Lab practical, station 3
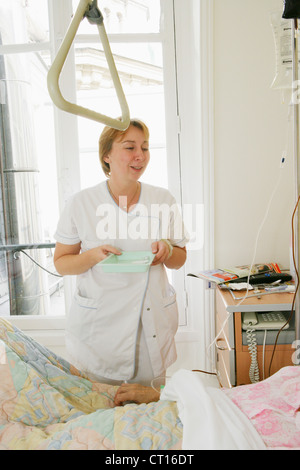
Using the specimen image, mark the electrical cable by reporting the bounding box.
[262,329,267,380]
[192,369,218,376]
[13,249,62,278]
[268,194,300,377]
[192,369,221,388]
[235,154,286,309]
[207,155,286,378]
[150,369,219,394]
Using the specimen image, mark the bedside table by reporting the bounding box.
[215,287,295,387]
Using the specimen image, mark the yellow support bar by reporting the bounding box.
[47,0,130,131]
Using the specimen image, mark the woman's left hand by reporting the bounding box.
[151,240,171,266]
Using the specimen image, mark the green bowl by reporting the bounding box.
[99,251,155,273]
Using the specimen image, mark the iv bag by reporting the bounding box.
[270,11,298,89]
[282,0,300,19]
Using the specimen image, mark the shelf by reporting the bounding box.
[215,287,295,387]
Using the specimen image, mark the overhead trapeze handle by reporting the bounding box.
[47,0,130,131]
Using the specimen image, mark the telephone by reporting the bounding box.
[242,311,289,384]
[242,311,289,330]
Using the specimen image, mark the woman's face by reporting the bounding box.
[105,126,150,182]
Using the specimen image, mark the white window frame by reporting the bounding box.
[0,0,81,340]
[163,0,215,355]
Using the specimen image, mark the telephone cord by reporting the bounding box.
[246,327,260,383]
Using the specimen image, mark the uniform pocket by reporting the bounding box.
[67,291,100,343]
[162,286,178,335]
[163,292,176,309]
[163,284,177,307]
[74,290,99,309]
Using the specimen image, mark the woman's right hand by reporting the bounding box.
[89,244,122,264]
[54,242,122,275]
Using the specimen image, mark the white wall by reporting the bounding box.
[214,0,295,270]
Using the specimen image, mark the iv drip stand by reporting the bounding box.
[292,19,300,343]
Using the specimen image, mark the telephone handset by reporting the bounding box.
[242,311,289,331]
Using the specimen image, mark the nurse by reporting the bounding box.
[54,118,189,395]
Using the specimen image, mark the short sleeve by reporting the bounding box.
[54,197,81,245]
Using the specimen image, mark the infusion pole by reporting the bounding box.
[292,19,300,343]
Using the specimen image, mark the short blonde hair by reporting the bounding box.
[99,118,150,177]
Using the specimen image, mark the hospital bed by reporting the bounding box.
[0,317,299,450]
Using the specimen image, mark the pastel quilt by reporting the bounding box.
[0,318,182,450]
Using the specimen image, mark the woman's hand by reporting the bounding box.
[114,383,160,406]
[89,244,122,264]
[151,240,171,266]
[54,242,121,275]
[151,241,187,270]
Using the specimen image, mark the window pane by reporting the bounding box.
[0,0,49,45]
[72,0,161,34]
[74,42,167,190]
[0,51,61,316]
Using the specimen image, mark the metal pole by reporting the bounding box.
[292,19,300,342]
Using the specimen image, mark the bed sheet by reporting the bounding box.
[161,366,300,450]
[161,370,266,450]
[223,366,300,449]
[0,318,182,450]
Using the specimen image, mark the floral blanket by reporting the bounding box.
[1,317,299,450]
[0,318,182,450]
[224,366,300,449]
